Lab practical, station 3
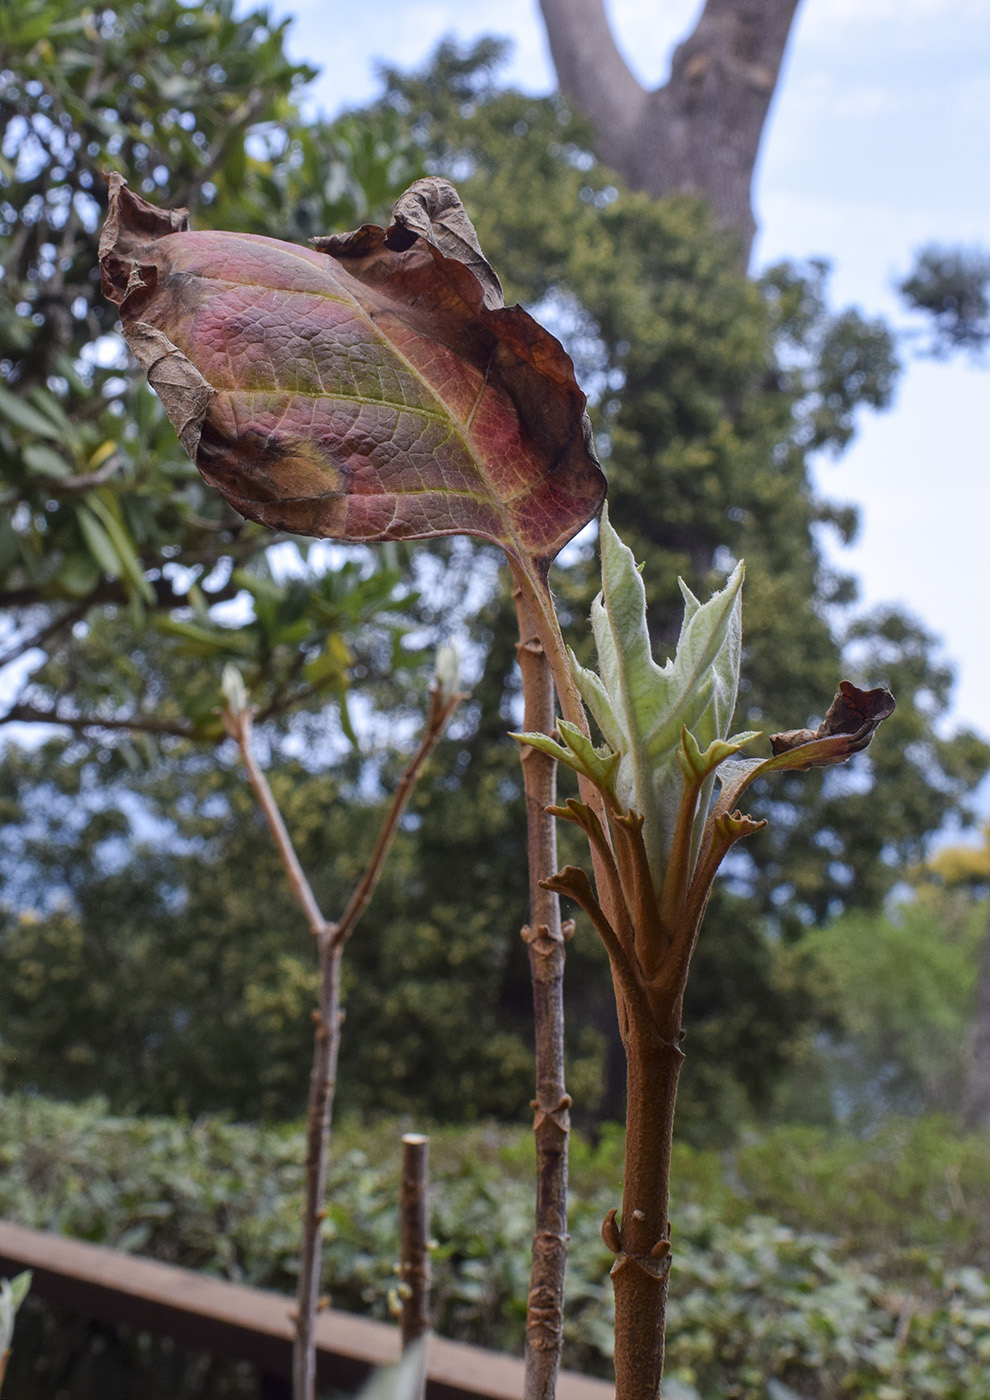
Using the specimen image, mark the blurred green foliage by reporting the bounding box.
[899,245,990,359]
[1,5,988,1137]
[2,1096,990,1399]
[0,0,428,736]
[779,893,989,1126]
[0,734,537,1122]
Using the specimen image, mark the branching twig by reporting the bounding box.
[222,705,329,939]
[334,684,460,942]
[222,680,462,1400]
[46,456,123,492]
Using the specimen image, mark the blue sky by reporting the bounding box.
[273,0,990,751]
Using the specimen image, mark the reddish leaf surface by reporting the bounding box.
[99,174,605,571]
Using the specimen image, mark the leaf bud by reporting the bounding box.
[220,663,248,716]
[434,641,462,704]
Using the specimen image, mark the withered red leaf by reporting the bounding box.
[99,174,605,572]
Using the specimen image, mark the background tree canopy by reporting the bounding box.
[0,0,987,1136]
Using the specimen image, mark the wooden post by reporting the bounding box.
[399,1134,431,1352]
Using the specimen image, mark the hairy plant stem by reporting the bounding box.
[509,559,588,741]
[223,688,461,1400]
[610,1007,683,1400]
[513,582,571,1400]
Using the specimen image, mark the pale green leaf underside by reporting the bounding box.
[571,504,746,879]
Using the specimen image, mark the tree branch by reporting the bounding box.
[537,0,802,260]
[537,0,648,155]
[0,703,197,739]
[222,705,330,939]
[333,683,462,946]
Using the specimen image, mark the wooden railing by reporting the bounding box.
[0,1220,613,1400]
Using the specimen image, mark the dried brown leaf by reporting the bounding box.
[99,174,605,572]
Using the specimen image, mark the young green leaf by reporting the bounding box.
[678,727,762,783]
[0,1269,31,1361]
[511,718,621,798]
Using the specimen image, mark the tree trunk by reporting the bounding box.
[536,0,802,262]
[963,903,990,1129]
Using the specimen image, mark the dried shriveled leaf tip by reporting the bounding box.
[770,681,895,767]
[710,680,896,847]
[99,173,605,572]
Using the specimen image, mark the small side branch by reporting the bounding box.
[223,681,461,1400]
[1,703,198,739]
[335,684,462,945]
[224,705,329,940]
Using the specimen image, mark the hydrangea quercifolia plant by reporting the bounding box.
[100,175,893,1400]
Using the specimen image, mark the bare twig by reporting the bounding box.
[222,704,329,939]
[335,684,461,943]
[294,929,342,1400]
[46,456,123,492]
[222,680,461,1400]
[513,583,570,1400]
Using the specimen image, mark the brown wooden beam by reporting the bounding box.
[0,1221,612,1400]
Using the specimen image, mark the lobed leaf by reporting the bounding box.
[678,728,762,783]
[99,174,605,572]
[571,505,745,879]
[512,719,621,796]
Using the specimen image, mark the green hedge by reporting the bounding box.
[2,1097,990,1398]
